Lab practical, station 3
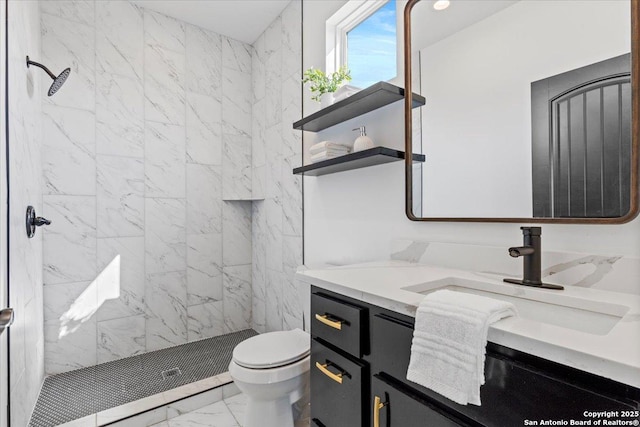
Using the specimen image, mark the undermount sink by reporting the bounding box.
[402,277,630,336]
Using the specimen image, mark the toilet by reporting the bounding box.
[228,329,310,427]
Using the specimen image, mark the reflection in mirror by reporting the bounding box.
[408,0,636,220]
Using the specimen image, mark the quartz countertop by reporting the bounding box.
[295,261,640,388]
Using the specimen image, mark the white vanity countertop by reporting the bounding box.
[295,261,640,388]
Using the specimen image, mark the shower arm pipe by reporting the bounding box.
[26,56,57,80]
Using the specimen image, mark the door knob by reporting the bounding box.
[26,205,51,238]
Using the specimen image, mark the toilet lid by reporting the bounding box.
[232,329,310,369]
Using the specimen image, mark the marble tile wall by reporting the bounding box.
[251,1,304,333]
[40,0,253,374]
[7,0,45,424]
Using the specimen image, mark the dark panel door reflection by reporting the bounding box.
[532,54,631,218]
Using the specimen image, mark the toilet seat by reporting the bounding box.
[232,329,310,369]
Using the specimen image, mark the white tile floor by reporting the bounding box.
[150,393,309,427]
[150,393,247,427]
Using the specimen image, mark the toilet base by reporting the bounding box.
[244,396,294,427]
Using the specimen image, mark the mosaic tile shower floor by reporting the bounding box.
[29,330,258,427]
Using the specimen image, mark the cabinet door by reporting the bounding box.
[372,375,468,427]
[311,338,368,427]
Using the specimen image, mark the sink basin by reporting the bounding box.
[402,277,630,335]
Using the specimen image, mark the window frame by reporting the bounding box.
[325,0,399,84]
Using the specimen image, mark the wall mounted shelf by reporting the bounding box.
[292,147,425,177]
[293,82,426,132]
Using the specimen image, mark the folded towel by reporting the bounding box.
[309,141,352,155]
[406,289,517,406]
[310,150,348,163]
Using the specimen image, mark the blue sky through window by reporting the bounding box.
[346,1,397,89]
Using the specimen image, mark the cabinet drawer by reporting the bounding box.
[371,311,640,426]
[311,292,367,357]
[311,338,367,427]
[372,374,467,427]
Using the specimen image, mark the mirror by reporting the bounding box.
[404,0,639,223]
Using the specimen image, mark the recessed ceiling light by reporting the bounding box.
[433,0,450,11]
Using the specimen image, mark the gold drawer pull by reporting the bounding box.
[373,395,388,427]
[315,314,343,330]
[315,362,343,384]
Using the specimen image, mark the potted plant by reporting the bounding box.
[302,66,352,107]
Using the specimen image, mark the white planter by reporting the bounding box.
[320,92,334,109]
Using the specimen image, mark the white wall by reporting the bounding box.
[419,1,630,217]
[7,0,45,424]
[302,0,640,268]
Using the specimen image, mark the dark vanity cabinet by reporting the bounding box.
[310,292,369,427]
[309,286,640,427]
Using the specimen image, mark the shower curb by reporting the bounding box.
[58,374,239,427]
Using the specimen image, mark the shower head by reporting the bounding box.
[26,56,71,96]
[48,67,71,96]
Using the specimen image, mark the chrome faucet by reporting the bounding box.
[504,227,564,290]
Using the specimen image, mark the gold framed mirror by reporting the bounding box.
[404,0,639,223]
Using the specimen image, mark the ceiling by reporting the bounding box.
[412,0,519,50]
[132,0,292,44]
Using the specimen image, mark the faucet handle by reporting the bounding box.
[520,226,541,236]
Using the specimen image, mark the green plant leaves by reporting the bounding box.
[302,66,352,101]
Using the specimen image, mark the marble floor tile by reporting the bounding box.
[223,393,247,425]
[168,400,239,427]
[160,392,308,427]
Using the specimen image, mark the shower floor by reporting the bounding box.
[28,329,258,427]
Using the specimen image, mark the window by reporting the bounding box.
[326,0,398,89]
[346,1,397,88]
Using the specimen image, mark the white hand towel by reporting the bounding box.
[310,150,348,163]
[309,141,352,155]
[406,289,517,406]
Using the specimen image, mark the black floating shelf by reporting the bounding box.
[292,147,425,177]
[293,81,426,132]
